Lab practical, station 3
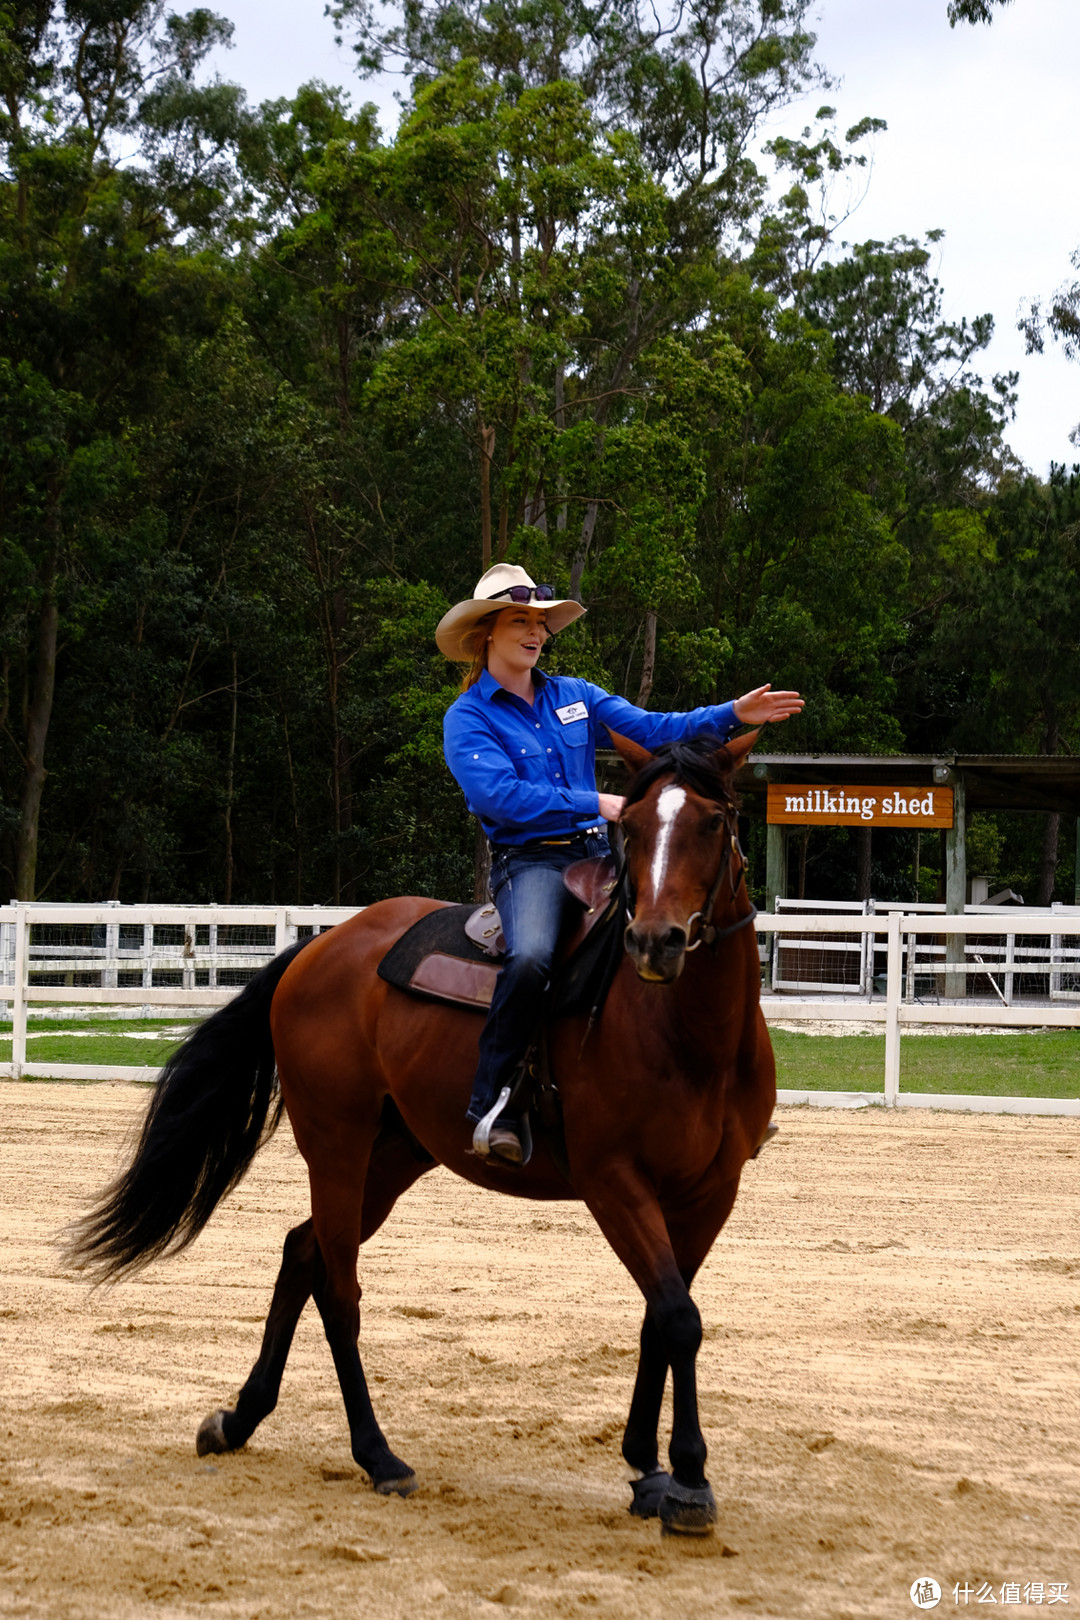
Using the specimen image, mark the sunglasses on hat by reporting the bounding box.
[485,584,556,604]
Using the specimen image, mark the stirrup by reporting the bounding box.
[472,1086,533,1167]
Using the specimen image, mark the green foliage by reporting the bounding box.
[948,0,1013,24]
[0,0,1070,907]
[932,467,1080,754]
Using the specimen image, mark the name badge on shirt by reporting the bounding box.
[555,701,588,725]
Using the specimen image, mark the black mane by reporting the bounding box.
[622,732,741,811]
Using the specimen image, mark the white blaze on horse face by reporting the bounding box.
[649,785,687,902]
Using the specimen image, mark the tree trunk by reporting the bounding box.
[223,649,238,904]
[1037,811,1061,906]
[635,610,657,707]
[282,710,303,903]
[479,422,495,570]
[15,553,59,900]
[856,827,872,902]
[554,364,568,534]
[473,821,491,903]
[570,499,600,600]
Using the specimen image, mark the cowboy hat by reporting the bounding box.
[435,564,585,660]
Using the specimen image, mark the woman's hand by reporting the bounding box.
[598,794,626,822]
[732,684,804,725]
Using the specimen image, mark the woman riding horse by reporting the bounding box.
[437,564,804,1165]
[68,569,806,1534]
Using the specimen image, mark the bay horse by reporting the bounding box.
[67,727,776,1537]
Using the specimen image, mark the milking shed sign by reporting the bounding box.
[766,783,954,829]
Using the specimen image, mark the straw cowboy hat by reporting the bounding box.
[435,564,585,660]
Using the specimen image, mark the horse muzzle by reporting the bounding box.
[624,921,688,983]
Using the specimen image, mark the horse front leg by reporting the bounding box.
[623,1306,673,1519]
[582,1171,716,1537]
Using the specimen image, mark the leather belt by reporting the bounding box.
[493,826,604,854]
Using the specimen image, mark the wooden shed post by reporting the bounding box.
[765,823,787,916]
[945,771,967,998]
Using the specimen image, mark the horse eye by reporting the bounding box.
[708,812,724,833]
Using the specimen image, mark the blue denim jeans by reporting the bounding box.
[466,831,610,1124]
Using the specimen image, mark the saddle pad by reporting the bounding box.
[377,904,499,1010]
[376,854,625,1017]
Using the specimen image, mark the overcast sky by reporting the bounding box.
[205,0,1080,476]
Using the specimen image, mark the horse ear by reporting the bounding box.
[606,728,653,772]
[718,727,762,769]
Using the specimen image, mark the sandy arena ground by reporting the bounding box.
[0,1082,1078,1620]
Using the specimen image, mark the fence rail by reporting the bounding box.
[760,910,1080,1116]
[2,902,1078,1114]
[0,903,354,1082]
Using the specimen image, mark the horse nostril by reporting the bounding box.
[625,923,686,961]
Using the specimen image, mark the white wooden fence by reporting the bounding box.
[760,909,1080,1116]
[2,902,1078,1114]
[0,903,354,1082]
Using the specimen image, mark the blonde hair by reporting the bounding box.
[458,612,498,691]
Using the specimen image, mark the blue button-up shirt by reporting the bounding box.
[443,669,738,845]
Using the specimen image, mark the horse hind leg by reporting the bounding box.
[197,1218,319,1456]
[196,1114,432,1471]
[309,1173,417,1497]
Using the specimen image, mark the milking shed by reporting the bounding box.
[732,753,1080,922]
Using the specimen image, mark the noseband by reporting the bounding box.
[621,797,757,954]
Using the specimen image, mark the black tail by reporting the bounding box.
[65,937,314,1282]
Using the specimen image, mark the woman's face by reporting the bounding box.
[487,605,550,675]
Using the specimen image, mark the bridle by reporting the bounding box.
[620,793,758,955]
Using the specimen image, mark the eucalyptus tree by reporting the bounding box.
[0,0,246,897]
[947,0,1013,20]
[930,467,1080,902]
[322,0,827,597]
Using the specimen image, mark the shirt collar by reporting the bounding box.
[477,667,548,702]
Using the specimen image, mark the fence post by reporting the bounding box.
[274,907,289,958]
[12,903,29,1080]
[905,930,916,1002]
[1004,932,1015,1005]
[104,912,119,990]
[861,899,876,998]
[944,772,967,998]
[883,911,902,1107]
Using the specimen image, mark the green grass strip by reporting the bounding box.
[2,1024,1076,1099]
[771,1029,1080,1099]
[0,1017,200,1034]
[0,1035,183,1067]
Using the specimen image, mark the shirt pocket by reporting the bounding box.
[511,735,546,780]
[559,719,590,750]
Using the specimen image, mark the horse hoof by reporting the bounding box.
[374,1470,418,1498]
[658,1479,717,1537]
[628,1469,672,1519]
[196,1409,232,1456]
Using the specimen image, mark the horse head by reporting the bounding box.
[609,727,760,983]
